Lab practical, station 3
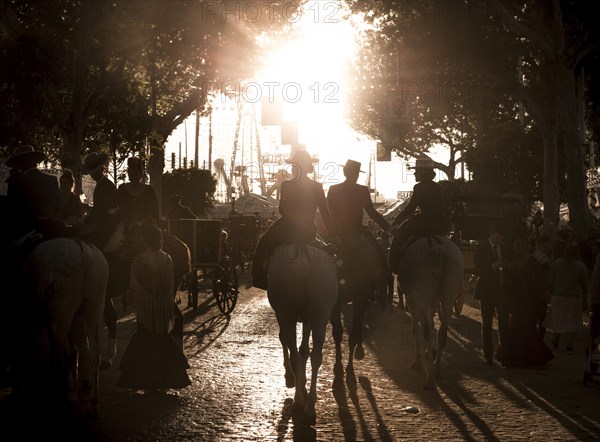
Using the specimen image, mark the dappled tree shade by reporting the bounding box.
[344,0,599,238]
[1,0,300,195]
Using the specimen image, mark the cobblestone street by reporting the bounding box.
[3,268,600,441]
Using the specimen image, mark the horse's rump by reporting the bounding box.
[398,235,463,295]
[337,231,385,300]
[267,243,338,319]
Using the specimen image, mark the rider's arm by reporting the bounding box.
[362,187,390,231]
[392,183,421,227]
[316,184,334,236]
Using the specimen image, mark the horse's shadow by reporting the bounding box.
[331,357,393,442]
[275,397,318,441]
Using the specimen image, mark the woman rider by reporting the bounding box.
[252,149,334,289]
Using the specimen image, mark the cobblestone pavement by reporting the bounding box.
[3,268,600,441]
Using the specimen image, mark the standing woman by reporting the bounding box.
[118,222,191,391]
[549,243,589,353]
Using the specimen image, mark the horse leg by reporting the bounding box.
[48,320,75,412]
[299,322,311,391]
[435,275,462,378]
[304,322,326,427]
[329,300,343,363]
[281,325,306,411]
[70,313,92,417]
[76,290,105,417]
[278,330,295,389]
[421,310,437,390]
[348,291,367,372]
[408,298,423,370]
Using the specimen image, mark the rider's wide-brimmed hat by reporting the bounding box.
[340,159,365,174]
[411,157,435,172]
[6,145,46,168]
[82,152,109,174]
[286,149,315,169]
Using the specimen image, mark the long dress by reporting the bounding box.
[118,249,191,390]
[549,257,588,334]
[505,257,555,367]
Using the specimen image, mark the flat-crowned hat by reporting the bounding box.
[412,157,435,171]
[341,159,365,174]
[286,149,315,168]
[6,145,46,168]
[82,152,109,174]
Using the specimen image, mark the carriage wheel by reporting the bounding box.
[212,258,238,315]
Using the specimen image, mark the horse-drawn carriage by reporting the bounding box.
[166,218,239,315]
[225,214,261,270]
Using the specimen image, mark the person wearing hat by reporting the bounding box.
[388,156,450,269]
[6,145,60,226]
[80,151,119,369]
[80,152,119,249]
[327,159,391,305]
[251,149,334,289]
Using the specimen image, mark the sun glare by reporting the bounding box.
[256,3,357,159]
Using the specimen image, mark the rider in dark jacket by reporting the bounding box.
[252,150,334,289]
[327,159,389,261]
[388,157,449,269]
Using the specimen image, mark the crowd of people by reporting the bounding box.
[4,143,600,397]
[471,223,600,368]
[3,146,192,393]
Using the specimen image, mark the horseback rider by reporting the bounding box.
[388,157,450,270]
[5,145,66,240]
[252,149,334,290]
[80,151,120,369]
[79,152,119,249]
[327,159,390,275]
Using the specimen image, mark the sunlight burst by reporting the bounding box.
[256,3,357,158]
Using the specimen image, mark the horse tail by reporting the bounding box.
[80,241,109,301]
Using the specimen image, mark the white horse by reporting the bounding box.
[267,243,338,426]
[19,238,108,416]
[395,236,464,389]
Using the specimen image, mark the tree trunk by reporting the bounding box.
[62,130,84,195]
[542,124,560,238]
[148,145,165,217]
[558,65,592,240]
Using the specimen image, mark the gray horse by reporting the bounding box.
[395,236,464,389]
[21,238,109,416]
[267,243,338,426]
